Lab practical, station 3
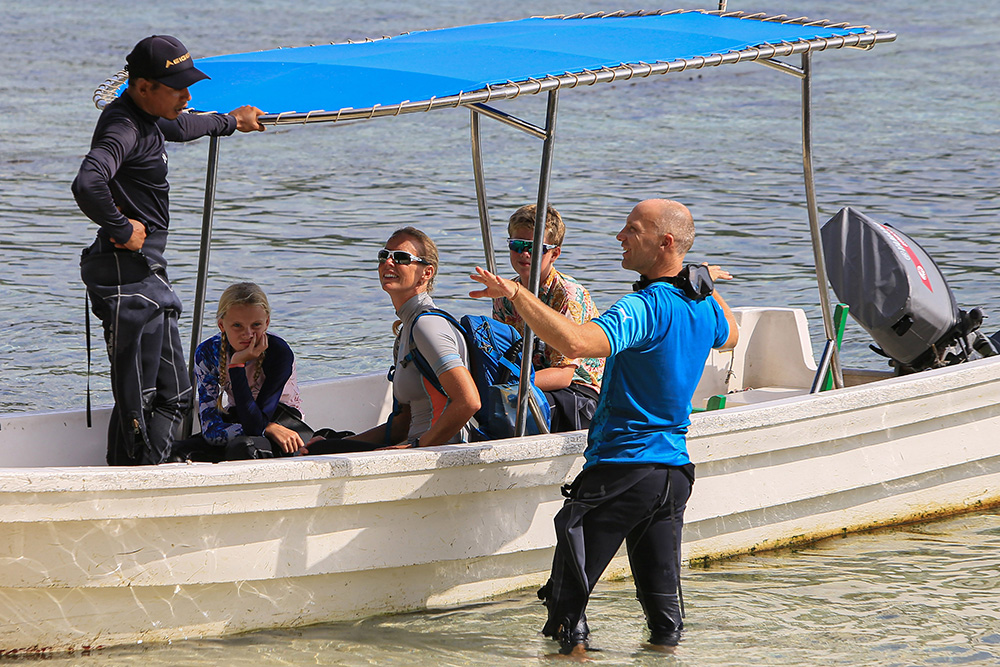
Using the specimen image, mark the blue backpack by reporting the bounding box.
[402,309,551,441]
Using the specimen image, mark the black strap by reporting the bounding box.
[384,397,401,446]
[632,264,714,300]
[400,309,463,398]
[85,291,92,428]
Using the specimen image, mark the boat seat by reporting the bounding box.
[693,307,818,411]
[718,386,811,407]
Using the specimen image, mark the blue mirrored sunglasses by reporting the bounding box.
[377,248,429,265]
[507,238,559,254]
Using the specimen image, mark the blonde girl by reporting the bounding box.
[174,282,304,460]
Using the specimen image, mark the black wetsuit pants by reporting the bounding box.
[538,463,694,649]
[82,245,191,465]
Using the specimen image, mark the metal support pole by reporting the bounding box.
[515,90,559,436]
[470,103,547,139]
[181,135,222,437]
[810,339,835,394]
[801,53,844,389]
[470,110,498,274]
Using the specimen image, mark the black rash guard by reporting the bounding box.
[72,91,237,268]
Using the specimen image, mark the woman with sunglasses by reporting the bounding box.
[493,204,605,433]
[305,227,480,454]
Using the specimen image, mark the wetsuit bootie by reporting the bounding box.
[637,588,684,647]
[540,614,590,654]
[648,628,682,647]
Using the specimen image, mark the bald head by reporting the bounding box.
[618,198,695,277]
[634,199,695,257]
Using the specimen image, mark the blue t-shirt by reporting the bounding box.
[587,282,729,468]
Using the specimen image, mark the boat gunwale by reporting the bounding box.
[0,431,587,492]
[690,354,1000,437]
[4,356,999,492]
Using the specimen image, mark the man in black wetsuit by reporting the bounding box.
[74,35,265,465]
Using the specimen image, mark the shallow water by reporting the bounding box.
[17,508,1000,666]
[2,0,998,413]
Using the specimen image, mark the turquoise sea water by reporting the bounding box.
[1,1,999,664]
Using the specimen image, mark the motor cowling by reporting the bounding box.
[821,206,994,374]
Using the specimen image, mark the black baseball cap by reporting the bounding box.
[126,35,209,89]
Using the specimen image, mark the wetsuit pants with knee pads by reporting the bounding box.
[82,247,191,465]
[538,463,693,649]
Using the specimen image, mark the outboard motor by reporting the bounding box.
[821,206,994,374]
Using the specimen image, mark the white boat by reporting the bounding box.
[3,7,998,656]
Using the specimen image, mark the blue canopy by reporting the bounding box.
[88,9,896,421]
[170,10,885,122]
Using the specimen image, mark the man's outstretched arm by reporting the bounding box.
[470,267,611,359]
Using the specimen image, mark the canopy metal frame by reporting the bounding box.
[97,10,895,436]
[469,94,558,434]
[181,135,222,437]
[458,50,848,437]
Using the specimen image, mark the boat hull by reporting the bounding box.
[0,438,585,653]
[686,356,1000,561]
[3,312,1000,653]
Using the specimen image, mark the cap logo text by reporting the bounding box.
[164,52,191,68]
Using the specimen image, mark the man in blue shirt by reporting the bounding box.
[470,198,738,655]
[74,35,265,466]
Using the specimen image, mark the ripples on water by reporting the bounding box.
[21,508,1000,666]
[2,0,998,413]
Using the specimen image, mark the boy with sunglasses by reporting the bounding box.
[492,204,605,432]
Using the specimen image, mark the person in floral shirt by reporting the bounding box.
[492,204,605,432]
